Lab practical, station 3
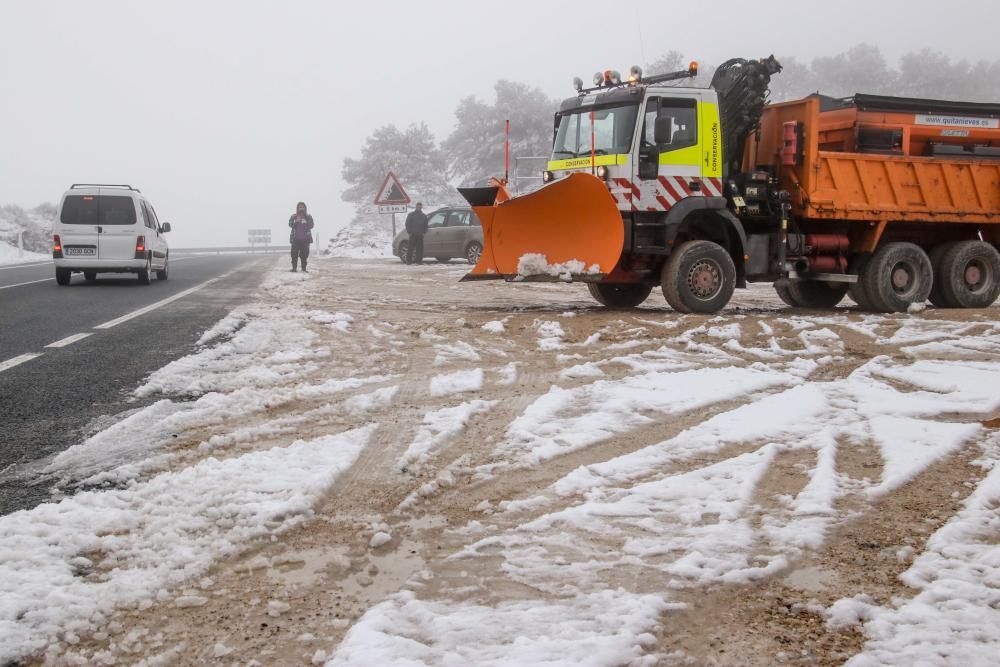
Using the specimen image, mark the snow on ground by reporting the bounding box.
[0,241,49,265]
[4,257,1000,665]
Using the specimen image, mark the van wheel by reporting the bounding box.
[661,240,736,314]
[937,241,1000,308]
[156,257,169,281]
[138,257,152,285]
[587,282,653,308]
[398,241,410,264]
[56,268,72,286]
[466,242,483,265]
[83,271,97,281]
[774,279,849,309]
[862,242,932,312]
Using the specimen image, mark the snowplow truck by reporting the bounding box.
[458,58,1000,313]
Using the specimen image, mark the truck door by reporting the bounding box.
[633,94,702,210]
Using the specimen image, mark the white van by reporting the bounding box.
[52,184,171,286]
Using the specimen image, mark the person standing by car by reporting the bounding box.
[288,202,314,272]
[404,202,428,265]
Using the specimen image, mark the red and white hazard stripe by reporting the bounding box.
[607,176,725,212]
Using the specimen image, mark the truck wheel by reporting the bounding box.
[398,241,409,264]
[661,240,736,314]
[847,254,876,310]
[774,279,849,309]
[927,242,958,308]
[937,240,1000,308]
[55,268,72,286]
[588,282,653,309]
[862,242,933,313]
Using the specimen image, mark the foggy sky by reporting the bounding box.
[2,0,998,247]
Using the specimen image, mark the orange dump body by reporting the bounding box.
[746,96,1000,250]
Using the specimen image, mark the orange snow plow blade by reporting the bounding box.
[459,172,624,281]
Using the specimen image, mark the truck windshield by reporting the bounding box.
[552,103,640,158]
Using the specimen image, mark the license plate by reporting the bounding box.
[64,247,96,256]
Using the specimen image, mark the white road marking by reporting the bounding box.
[93,266,244,330]
[0,353,43,374]
[45,332,93,348]
[0,277,55,290]
[0,261,53,271]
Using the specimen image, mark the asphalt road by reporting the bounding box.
[0,255,271,515]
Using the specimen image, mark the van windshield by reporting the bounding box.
[60,195,137,225]
[552,103,640,158]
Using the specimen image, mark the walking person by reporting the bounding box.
[404,202,428,265]
[288,201,314,272]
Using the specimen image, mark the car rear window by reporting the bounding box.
[60,195,137,226]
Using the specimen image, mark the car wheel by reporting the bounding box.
[398,241,410,264]
[862,242,933,312]
[138,256,152,285]
[55,268,72,286]
[661,240,736,314]
[83,271,97,281]
[937,240,1000,308]
[587,282,653,308]
[156,256,169,281]
[774,279,849,309]
[466,242,482,265]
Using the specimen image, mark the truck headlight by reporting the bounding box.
[542,170,554,183]
[596,165,608,180]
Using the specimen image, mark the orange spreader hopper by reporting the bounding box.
[459,172,624,282]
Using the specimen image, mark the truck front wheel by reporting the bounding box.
[587,282,653,309]
[661,241,736,314]
[774,279,849,309]
[862,242,933,313]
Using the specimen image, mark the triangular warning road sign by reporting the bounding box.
[374,172,411,205]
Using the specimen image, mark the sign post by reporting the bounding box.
[374,171,411,238]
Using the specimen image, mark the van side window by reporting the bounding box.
[142,203,153,230]
[148,205,161,232]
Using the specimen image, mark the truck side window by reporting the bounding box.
[642,98,698,152]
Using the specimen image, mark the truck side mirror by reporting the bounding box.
[654,117,673,145]
[161,222,171,233]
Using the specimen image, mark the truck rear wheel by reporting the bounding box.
[937,241,1000,308]
[927,242,958,308]
[587,282,653,309]
[661,240,736,314]
[774,279,849,309]
[862,242,933,313]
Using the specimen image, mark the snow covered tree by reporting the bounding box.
[341,123,454,206]
[443,80,556,186]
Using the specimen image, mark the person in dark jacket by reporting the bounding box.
[403,202,428,265]
[288,202,314,272]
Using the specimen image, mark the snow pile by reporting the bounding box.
[0,203,55,256]
[429,369,484,397]
[137,312,326,397]
[398,400,497,472]
[834,441,1000,665]
[326,205,397,259]
[327,589,675,667]
[516,253,600,281]
[0,427,374,664]
[0,241,49,265]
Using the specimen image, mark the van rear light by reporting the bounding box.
[134,235,146,259]
[52,234,63,258]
